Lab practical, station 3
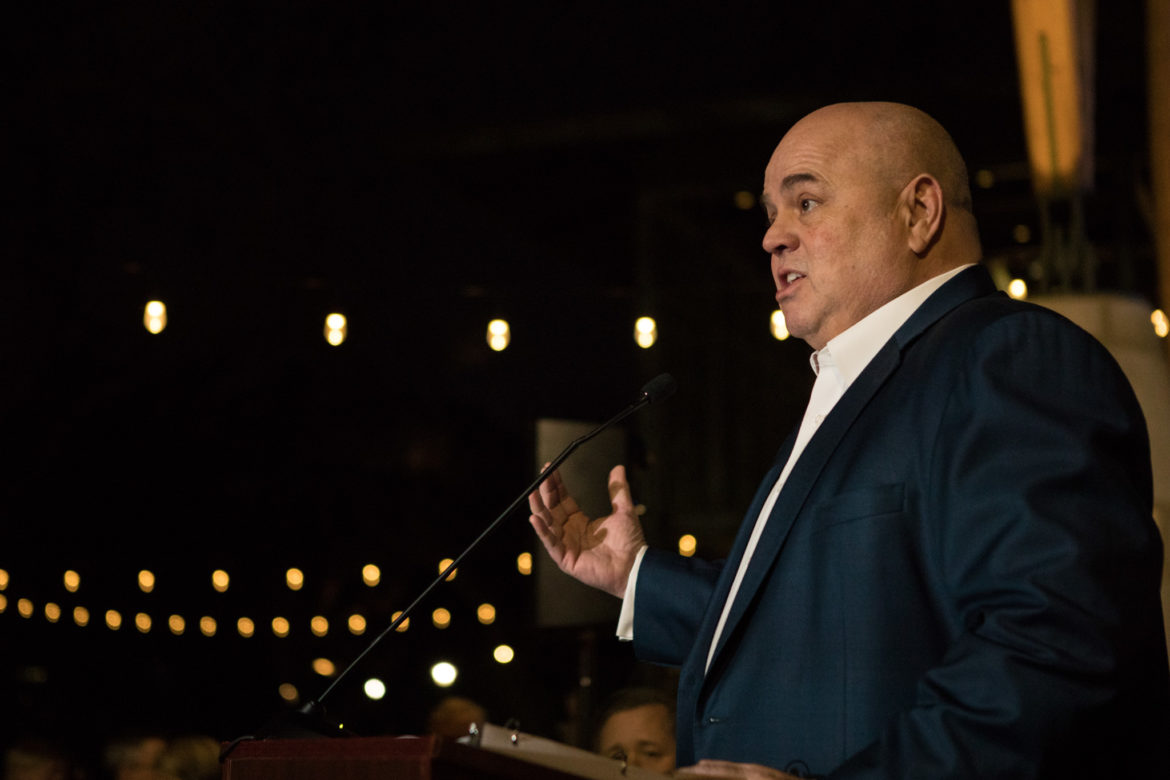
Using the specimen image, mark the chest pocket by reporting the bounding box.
[799,482,906,539]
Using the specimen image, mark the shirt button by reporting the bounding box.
[815,414,825,424]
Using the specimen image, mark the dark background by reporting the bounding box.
[0,0,1158,772]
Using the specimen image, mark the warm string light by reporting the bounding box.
[516,552,533,575]
[431,661,457,687]
[364,678,387,700]
[7,558,530,698]
[123,300,837,353]
[634,316,658,348]
[770,310,790,341]
[324,313,347,346]
[143,300,167,334]
[1152,309,1169,339]
[1,555,535,687]
[362,564,381,587]
[486,319,511,351]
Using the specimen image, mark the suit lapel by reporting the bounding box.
[681,434,796,689]
[706,343,903,671]
[702,265,999,677]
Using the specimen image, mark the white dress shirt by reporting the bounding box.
[616,264,974,670]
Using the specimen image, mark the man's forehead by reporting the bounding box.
[763,122,880,198]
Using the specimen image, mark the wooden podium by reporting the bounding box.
[221,723,667,780]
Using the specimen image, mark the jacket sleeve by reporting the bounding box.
[632,548,725,667]
[831,310,1169,777]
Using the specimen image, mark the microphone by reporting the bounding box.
[223,373,676,754]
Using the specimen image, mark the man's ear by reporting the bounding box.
[903,174,944,255]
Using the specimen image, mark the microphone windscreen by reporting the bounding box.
[641,373,677,404]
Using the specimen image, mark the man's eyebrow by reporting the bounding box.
[780,172,822,192]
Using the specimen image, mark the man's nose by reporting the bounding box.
[762,219,793,256]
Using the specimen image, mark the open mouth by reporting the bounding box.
[778,271,806,293]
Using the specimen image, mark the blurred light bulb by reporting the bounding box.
[634,316,658,348]
[324,313,347,346]
[1152,309,1169,339]
[516,552,533,575]
[770,310,790,341]
[144,300,167,334]
[431,662,457,687]
[364,678,387,700]
[487,319,511,351]
[362,564,381,587]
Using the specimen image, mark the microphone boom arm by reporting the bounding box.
[308,374,675,714]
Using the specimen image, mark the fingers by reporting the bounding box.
[528,513,560,554]
[528,464,561,516]
[529,466,568,556]
[675,760,797,779]
[607,464,635,514]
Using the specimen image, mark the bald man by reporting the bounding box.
[530,102,1170,778]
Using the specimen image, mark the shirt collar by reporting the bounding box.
[810,264,974,385]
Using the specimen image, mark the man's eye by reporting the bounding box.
[800,198,816,213]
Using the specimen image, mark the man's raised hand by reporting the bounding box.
[527,464,646,598]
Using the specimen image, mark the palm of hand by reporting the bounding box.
[529,465,646,597]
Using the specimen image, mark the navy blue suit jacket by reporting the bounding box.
[633,266,1170,777]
